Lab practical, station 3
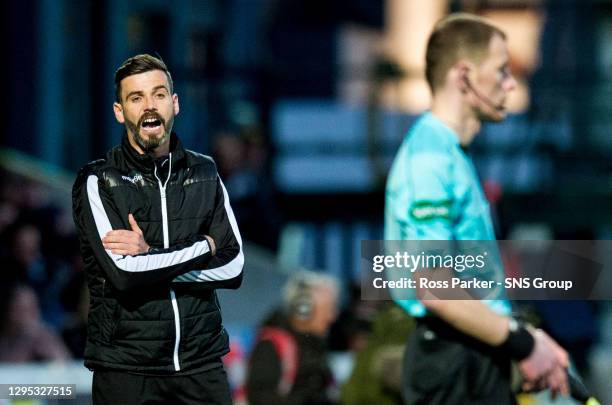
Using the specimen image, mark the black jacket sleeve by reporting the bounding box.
[172,175,244,290]
[72,166,215,292]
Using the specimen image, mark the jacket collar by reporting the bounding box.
[120,132,186,173]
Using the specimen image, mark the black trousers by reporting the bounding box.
[92,365,233,405]
[402,318,517,405]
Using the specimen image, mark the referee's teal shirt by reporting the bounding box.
[384,112,511,317]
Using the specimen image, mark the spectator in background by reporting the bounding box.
[328,283,377,353]
[246,270,339,405]
[0,283,70,362]
[5,221,44,282]
[0,200,19,240]
[341,304,415,405]
[213,127,281,251]
[2,219,69,329]
[61,272,89,358]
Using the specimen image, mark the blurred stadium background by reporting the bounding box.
[2,0,612,403]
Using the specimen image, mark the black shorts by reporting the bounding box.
[92,365,233,405]
[402,317,516,405]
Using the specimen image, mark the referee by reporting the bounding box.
[384,13,569,404]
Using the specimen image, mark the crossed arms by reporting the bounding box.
[73,171,243,292]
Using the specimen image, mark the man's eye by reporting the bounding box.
[131,96,142,103]
[156,93,166,99]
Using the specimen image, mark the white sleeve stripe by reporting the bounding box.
[86,175,210,273]
[173,177,244,282]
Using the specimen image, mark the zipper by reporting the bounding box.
[160,187,169,247]
[154,154,181,371]
[153,156,171,249]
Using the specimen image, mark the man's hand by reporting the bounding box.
[102,213,150,256]
[519,328,569,398]
[205,235,216,256]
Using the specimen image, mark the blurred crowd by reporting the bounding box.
[0,169,87,362]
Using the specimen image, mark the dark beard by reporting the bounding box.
[125,112,174,153]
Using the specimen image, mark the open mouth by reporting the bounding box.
[140,116,163,133]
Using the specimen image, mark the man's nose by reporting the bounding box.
[144,96,157,110]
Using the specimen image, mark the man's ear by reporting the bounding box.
[113,102,125,124]
[454,60,472,92]
[173,94,180,116]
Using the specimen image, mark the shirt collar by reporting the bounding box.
[120,132,186,173]
[424,111,461,146]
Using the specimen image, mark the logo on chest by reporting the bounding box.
[122,173,144,184]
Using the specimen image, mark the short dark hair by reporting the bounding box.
[114,54,174,102]
[425,13,506,93]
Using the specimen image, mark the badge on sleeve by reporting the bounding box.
[410,200,452,221]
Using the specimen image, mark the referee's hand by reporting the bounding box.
[519,328,569,398]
